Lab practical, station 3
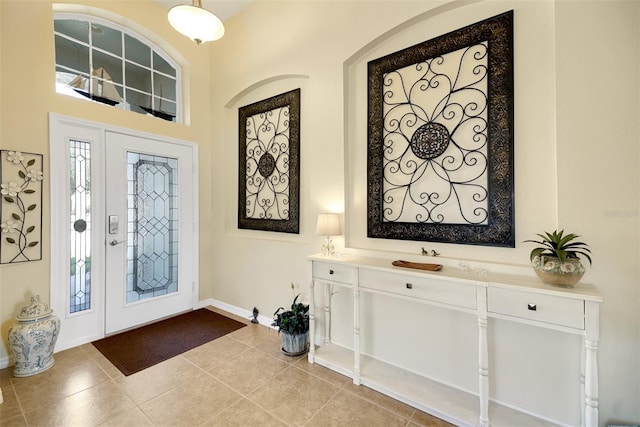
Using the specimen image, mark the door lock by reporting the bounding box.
[108,215,119,234]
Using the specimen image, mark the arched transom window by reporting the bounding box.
[54,14,181,123]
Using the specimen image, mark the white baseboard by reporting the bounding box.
[198,298,276,330]
[0,355,10,370]
[57,333,105,353]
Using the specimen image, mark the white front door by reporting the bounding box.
[49,115,199,349]
[104,131,196,333]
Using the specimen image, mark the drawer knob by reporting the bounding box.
[406,283,413,289]
[527,303,537,311]
[329,269,334,275]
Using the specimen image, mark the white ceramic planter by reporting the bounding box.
[280,330,309,356]
[8,294,60,377]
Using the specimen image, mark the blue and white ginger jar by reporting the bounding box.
[8,294,60,377]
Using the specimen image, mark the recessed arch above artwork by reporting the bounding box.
[224,74,309,108]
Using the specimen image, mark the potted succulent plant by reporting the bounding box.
[525,229,592,287]
[272,286,310,356]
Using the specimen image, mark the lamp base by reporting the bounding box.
[321,237,335,256]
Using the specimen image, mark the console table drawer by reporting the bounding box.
[488,288,584,329]
[359,269,477,309]
[313,261,357,285]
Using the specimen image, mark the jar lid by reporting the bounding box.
[16,294,53,321]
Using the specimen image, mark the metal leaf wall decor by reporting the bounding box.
[238,89,300,234]
[0,150,44,263]
[367,11,514,247]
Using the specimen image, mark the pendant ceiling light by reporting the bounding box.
[167,0,225,45]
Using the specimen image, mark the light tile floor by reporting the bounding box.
[0,308,454,426]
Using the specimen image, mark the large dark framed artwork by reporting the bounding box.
[238,89,300,233]
[367,11,514,247]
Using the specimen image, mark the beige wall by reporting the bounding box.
[555,1,640,424]
[0,0,212,359]
[1,0,638,425]
[209,0,639,425]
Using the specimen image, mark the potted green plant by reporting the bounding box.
[524,229,592,287]
[272,286,310,356]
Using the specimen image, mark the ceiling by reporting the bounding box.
[154,0,252,22]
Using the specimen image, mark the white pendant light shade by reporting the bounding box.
[168,0,225,44]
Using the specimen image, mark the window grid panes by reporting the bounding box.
[70,140,92,314]
[54,14,180,123]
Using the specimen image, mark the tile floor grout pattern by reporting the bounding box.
[0,307,453,426]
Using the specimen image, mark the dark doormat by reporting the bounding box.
[92,308,246,376]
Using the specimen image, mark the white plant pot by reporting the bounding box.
[280,330,309,356]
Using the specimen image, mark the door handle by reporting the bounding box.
[109,239,125,246]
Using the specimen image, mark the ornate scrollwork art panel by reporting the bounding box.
[238,89,300,233]
[367,11,514,247]
[0,150,44,263]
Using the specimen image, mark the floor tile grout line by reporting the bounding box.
[9,380,28,425]
[0,309,452,427]
[133,405,156,427]
[202,356,290,399]
[12,369,76,423]
[242,364,314,427]
[300,380,345,426]
[117,362,192,409]
[180,341,296,395]
[180,343,253,374]
[226,331,434,425]
[289,360,351,389]
[16,373,131,426]
[243,394,298,427]
[110,334,275,417]
[197,335,408,426]
[195,394,245,427]
[181,348,295,424]
[325,367,424,425]
[7,370,34,425]
[225,327,310,369]
[92,385,141,427]
[338,383,418,423]
[227,330,285,355]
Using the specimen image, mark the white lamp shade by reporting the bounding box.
[316,213,341,236]
[168,3,225,44]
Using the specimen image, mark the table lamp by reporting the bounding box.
[316,213,341,256]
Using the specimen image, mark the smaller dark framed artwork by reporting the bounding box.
[367,11,514,247]
[238,89,300,233]
[0,150,44,263]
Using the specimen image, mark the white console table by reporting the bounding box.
[307,254,602,427]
